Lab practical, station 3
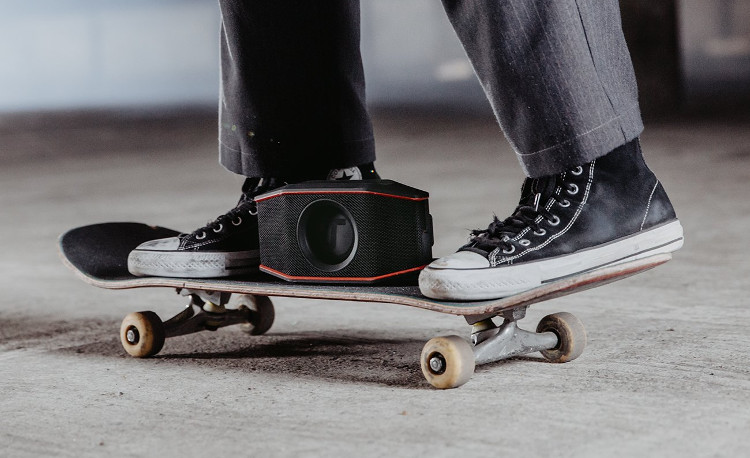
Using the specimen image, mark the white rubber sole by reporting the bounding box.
[419,220,684,300]
[127,249,260,278]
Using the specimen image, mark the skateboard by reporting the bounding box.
[59,222,671,389]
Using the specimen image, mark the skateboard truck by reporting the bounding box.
[160,289,253,336]
[118,288,586,390]
[469,307,560,365]
[420,306,587,389]
[118,289,276,358]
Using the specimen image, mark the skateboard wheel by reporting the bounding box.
[536,312,587,363]
[120,311,165,358]
[237,295,275,336]
[420,335,475,389]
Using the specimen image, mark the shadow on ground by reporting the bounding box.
[1,313,547,388]
[0,314,430,388]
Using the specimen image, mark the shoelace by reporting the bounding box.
[467,170,579,253]
[190,201,257,240]
[188,178,283,240]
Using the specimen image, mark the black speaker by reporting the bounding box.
[255,180,433,284]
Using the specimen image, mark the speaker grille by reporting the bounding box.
[257,183,433,283]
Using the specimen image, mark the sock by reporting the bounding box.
[242,163,380,195]
[326,162,380,180]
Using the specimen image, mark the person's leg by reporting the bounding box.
[442,0,642,177]
[128,0,378,278]
[218,0,375,180]
[419,0,683,299]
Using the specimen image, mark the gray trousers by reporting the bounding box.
[218,0,643,179]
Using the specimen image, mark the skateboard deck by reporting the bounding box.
[59,222,672,389]
[59,222,670,317]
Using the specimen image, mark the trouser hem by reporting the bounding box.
[219,137,377,179]
[517,103,644,178]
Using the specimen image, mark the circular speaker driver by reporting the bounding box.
[297,199,358,272]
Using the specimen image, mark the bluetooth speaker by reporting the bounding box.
[255,180,433,284]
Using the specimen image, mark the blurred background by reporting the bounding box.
[3,3,750,453]
[0,0,748,116]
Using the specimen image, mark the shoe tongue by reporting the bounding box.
[240,177,262,198]
[239,177,285,203]
[519,175,557,207]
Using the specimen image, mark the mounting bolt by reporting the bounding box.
[125,326,139,345]
[428,354,446,375]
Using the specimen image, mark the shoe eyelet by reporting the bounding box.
[547,215,561,226]
[213,224,224,233]
[566,184,579,195]
[248,207,258,216]
[519,239,531,247]
[571,166,584,176]
[558,199,571,208]
[533,228,547,236]
[232,217,242,226]
[195,231,207,240]
[502,245,516,254]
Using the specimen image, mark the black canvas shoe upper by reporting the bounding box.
[127,177,281,277]
[419,138,683,300]
[175,177,283,253]
[461,139,678,267]
[178,162,378,253]
[129,163,381,277]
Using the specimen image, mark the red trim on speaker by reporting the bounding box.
[259,264,428,283]
[255,190,429,203]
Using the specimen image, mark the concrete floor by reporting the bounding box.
[1,108,749,457]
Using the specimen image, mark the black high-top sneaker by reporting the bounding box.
[127,177,281,278]
[127,164,380,278]
[419,139,683,300]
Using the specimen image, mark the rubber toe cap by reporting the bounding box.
[133,236,181,251]
[428,251,490,270]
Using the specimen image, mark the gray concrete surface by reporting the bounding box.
[1,109,749,457]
